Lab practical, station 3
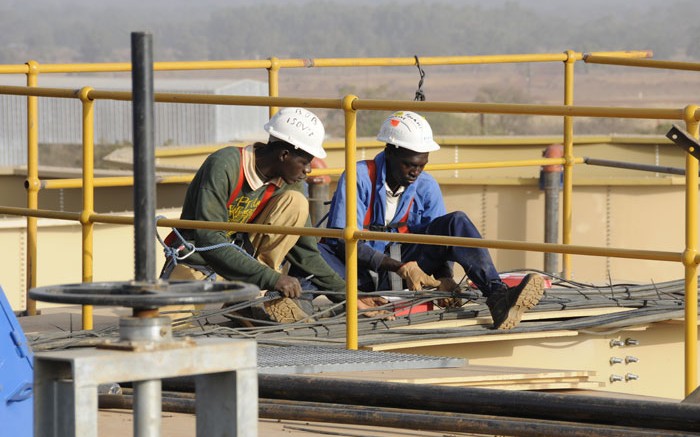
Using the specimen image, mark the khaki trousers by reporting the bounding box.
[162,190,309,320]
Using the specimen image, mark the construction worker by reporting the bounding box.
[319,110,544,329]
[161,107,384,323]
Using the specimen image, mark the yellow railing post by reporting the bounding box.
[561,50,576,280]
[25,60,39,315]
[342,94,359,350]
[683,104,700,396]
[267,57,280,118]
[79,87,95,330]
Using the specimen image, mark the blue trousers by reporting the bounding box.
[319,211,505,295]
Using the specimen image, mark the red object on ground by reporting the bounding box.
[499,273,552,288]
[393,300,434,317]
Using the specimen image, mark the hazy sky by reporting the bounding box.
[1,0,695,63]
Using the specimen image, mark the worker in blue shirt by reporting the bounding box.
[319,110,544,329]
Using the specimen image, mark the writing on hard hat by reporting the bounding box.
[264,107,327,158]
[377,111,440,153]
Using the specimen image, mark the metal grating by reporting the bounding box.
[258,345,465,375]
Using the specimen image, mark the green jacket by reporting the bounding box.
[177,145,345,293]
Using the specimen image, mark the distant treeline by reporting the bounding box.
[2,0,700,63]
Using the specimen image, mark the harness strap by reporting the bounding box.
[164,147,277,248]
[249,184,276,222]
[226,148,248,208]
[362,159,377,229]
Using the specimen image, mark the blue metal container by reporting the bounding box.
[0,287,33,437]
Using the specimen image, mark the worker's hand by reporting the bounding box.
[396,261,441,291]
[435,277,464,308]
[358,296,395,320]
[437,277,459,293]
[273,274,302,299]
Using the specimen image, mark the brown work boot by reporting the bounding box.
[486,273,544,330]
[262,297,313,324]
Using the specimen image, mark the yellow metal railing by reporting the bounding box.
[0,49,652,317]
[2,50,700,394]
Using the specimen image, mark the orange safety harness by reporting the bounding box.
[165,148,277,247]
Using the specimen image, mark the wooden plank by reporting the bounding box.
[364,329,580,351]
[311,363,599,392]
[460,382,606,391]
[391,306,635,331]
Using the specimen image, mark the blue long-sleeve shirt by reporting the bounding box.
[324,151,447,271]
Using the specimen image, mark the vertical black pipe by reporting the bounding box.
[131,32,156,283]
[543,171,560,274]
[541,144,563,276]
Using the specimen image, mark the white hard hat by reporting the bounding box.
[264,107,327,158]
[376,111,440,153]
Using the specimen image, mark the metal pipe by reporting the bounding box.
[25,60,39,316]
[0,50,649,76]
[0,201,683,265]
[131,32,156,284]
[267,57,280,117]
[584,157,688,175]
[79,86,95,330]
[38,157,569,191]
[562,50,575,280]
[130,32,161,437]
[308,183,329,227]
[2,84,690,120]
[99,394,689,437]
[583,54,700,72]
[308,158,332,226]
[133,380,161,437]
[254,374,700,433]
[343,95,359,350]
[0,203,683,264]
[41,174,194,190]
[682,106,700,396]
[542,144,563,274]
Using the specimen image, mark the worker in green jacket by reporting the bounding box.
[161,107,384,323]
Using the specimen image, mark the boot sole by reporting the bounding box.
[264,297,310,324]
[497,274,545,330]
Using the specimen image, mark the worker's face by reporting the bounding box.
[278,146,313,185]
[386,146,429,188]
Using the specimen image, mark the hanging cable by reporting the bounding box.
[414,55,426,101]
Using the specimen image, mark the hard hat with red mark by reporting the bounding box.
[376,111,440,153]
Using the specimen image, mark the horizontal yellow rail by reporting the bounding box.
[0,85,79,98]
[427,157,579,172]
[36,157,578,190]
[0,206,79,221]
[152,135,674,154]
[0,205,681,263]
[356,231,682,263]
[353,99,691,120]
[40,174,193,190]
[0,50,651,75]
[584,55,700,72]
[1,85,695,122]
